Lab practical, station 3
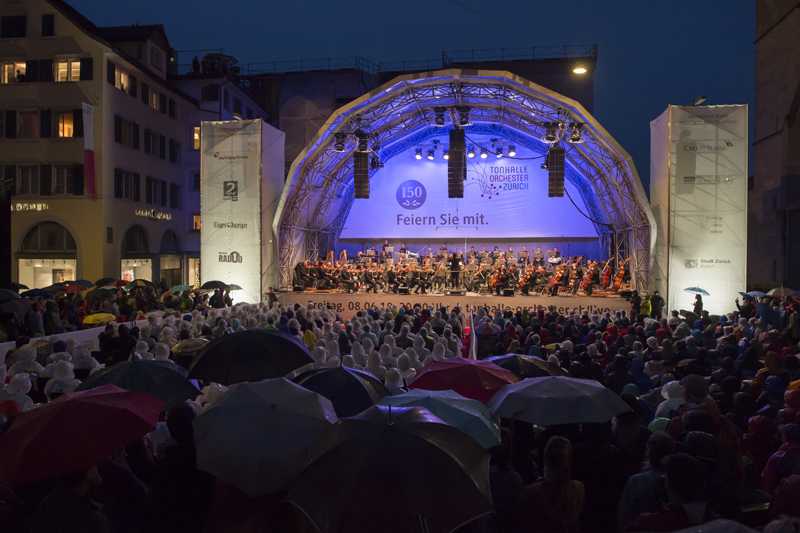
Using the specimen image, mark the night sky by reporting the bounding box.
[69,0,755,189]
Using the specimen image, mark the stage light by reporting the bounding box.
[427,149,435,161]
[467,146,475,158]
[457,106,471,126]
[415,148,422,160]
[434,107,446,127]
[572,65,588,75]
[355,130,370,153]
[334,133,346,152]
[495,147,503,158]
[443,149,449,160]
[567,123,585,144]
[508,145,517,157]
[480,148,488,159]
[543,122,559,144]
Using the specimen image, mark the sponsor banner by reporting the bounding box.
[340,145,598,240]
[278,292,630,321]
[655,105,748,315]
[200,120,264,304]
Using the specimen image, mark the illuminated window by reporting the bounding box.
[55,59,81,82]
[1,61,26,84]
[193,126,200,150]
[57,111,74,137]
[149,89,159,111]
[192,214,201,231]
[115,68,129,91]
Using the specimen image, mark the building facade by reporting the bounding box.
[0,0,267,289]
[752,0,800,289]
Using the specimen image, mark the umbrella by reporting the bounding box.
[739,291,766,299]
[194,378,339,497]
[768,287,796,298]
[77,360,199,408]
[125,279,155,291]
[170,284,192,295]
[288,405,492,533]
[19,288,53,300]
[201,280,227,290]
[409,357,518,403]
[172,337,210,354]
[0,384,163,485]
[226,284,243,291]
[68,279,94,289]
[293,366,388,417]
[488,376,631,426]
[0,289,20,304]
[684,287,710,296]
[6,282,28,292]
[83,313,116,326]
[189,329,314,385]
[486,353,567,378]
[95,277,119,288]
[378,389,500,449]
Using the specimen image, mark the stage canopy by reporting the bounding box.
[274,69,655,290]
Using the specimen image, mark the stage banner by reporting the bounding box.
[339,145,598,240]
[651,105,748,315]
[200,120,266,304]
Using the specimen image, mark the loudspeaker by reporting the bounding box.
[398,286,410,295]
[547,146,565,197]
[502,288,515,297]
[448,289,465,296]
[448,128,465,198]
[353,151,369,198]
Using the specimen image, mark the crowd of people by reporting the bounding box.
[1,289,800,532]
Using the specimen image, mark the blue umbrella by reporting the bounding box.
[684,287,710,296]
[378,389,500,449]
[739,291,766,299]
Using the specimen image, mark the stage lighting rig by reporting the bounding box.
[480,148,488,159]
[495,147,503,159]
[467,146,476,158]
[567,123,585,144]
[543,122,559,144]
[457,106,471,127]
[443,149,449,160]
[333,133,346,152]
[507,145,517,157]
[355,130,370,153]
[427,149,435,161]
[434,107,447,127]
[415,148,423,160]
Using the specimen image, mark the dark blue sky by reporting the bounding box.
[70,0,755,188]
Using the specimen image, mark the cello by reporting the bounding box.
[612,257,630,292]
[599,258,613,289]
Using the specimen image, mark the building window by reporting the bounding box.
[18,110,39,138]
[158,134,166,159]
[114,115,139,149]
[149,45,164,71]
[192,214,201,231]
[16,165,39,195]
[55,59,81,82]
[169,183,180,208]
[52,165,74,195]
[1,61,26,83]
[223,89,230,111]
[114,169,140,201]
[56,111,74,138]
[0,16,26,38]
[41,14,54,37]
[169,139,180,163]
[193,126,200,150]
[192,172,200,192]
[168,98,176,119]
[115,68,129,92]
[149,89,159,112]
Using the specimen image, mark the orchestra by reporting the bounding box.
[293,246,631,296]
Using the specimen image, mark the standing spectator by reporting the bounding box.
[651,291,665,320]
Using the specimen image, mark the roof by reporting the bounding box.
[96,24,172,51]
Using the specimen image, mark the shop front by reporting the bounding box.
[159,230,183,288]
[17,222,78,289]
[121,225,152,282]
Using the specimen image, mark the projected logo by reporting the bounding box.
[396,180,427,210]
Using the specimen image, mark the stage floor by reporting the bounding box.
[277,291,630,320]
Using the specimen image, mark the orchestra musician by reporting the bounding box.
[449,253,462,290]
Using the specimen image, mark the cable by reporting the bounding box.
[564,185,613,228]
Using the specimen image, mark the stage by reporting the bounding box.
[277,291,630,320]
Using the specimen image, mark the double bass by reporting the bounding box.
[579,260,596,292]
[612,257,630,291]
[599,258,613,289]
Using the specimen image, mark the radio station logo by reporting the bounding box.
[213,152,248,160]
[212,221,248,230]
[396,180,426,210]
[218,251,243,263]
[223,180,239,201]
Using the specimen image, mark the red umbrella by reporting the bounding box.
[0,384,164,486]
[409,357,519,403]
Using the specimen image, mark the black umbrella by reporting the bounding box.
[95,277,119,288]
[0,289,21,304]
[201,280,227,290]
[486,353,567,378]
[288,405,492,533]
[293,366,388,417]
[5,282,28,292]
[20,288,54,300]
[189,329,313,385]
[78,360,199,408]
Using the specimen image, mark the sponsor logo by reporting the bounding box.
[684,259,698,269]
[213,152,248,160]
[135,208,172,221]
[396,180,426,210]
[218,251,243,263]
[223,181,239,201]
[212,221,248,230]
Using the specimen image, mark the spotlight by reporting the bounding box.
[355,130,370,153]
[567,123,584,144]
[543,122,559,144]
[434,107,446,127]
[480,148,488,159]
[427,149,435,161]
[540,162,548,170]
[495,147,503,158]
[443,149,449,160]
[415,148,422,160]
[334,133,346,152]
[467,145,475,158]
[508,145,517,157]
[370,155,384,169]
[572,65,588,75]
[457,106,471,127]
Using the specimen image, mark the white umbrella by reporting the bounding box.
[488,376,631,426]
[193,378,339,496]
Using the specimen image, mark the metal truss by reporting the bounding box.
[276,69,656,291]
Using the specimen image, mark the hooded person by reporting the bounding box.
[350,340,367,367]
[341,354,357,369]
[412,335,431,363]
[8,345,45,376]
[72,345,102,375]
[311,346,327,364]
[384,368,406,395]
[655,381,686,419]
[153,343,173,363]
[0,373,34,411]
[132,340,153,361]
[429,342,447,363]
[47,351,72,364]
[379,343,396,368]
[43,360,81,400]
[383,334,403,357]
[396,352,417,382]
[366,351,386,379]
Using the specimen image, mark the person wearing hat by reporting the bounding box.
[0,373,34,412]
[44,360,81,401]
[618,431,676,531]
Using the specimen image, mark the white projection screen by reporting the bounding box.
[651,105,748,315]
